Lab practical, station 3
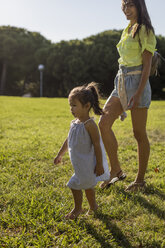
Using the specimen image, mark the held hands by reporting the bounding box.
[95,164,104,176]
[54,155,62,165]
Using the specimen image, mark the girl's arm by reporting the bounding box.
[85,120,104,176]
[128,49,152,109]
[54,138,68,164]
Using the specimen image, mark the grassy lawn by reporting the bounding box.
[0,96,165,248]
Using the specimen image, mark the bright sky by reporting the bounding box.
[0,0,164,43]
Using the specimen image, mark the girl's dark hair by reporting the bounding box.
[122,0,155,38]
[69,82,104,115]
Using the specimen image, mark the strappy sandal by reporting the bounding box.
[99,180,111,189]
[125,181,146,192]
[100,170,126,189]
[106,170,126,188]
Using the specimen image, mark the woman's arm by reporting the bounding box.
[128,49,152,109]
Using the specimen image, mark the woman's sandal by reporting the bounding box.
[99,180,110,189]
[125,181,146,192]
[100,170,126,189]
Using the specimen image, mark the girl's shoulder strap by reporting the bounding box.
[70,119,77,125]
[84,117,95,125]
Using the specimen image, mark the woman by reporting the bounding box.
[99,0,156,191]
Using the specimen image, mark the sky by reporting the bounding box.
[0,0,164,43]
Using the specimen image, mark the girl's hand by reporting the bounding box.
[54,155,62,165]
[95,164,104,176]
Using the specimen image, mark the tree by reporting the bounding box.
[150,35,165,99]
[0,26,51,96]
[0,27,18,94]
[0,26,165,99]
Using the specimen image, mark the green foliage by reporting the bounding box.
[0,25,165,98]
[44,31,122,97]
[0,26,51,96]
[150,35,165,99]
[0,97,165,247]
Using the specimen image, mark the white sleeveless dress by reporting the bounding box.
[67,118,110,190]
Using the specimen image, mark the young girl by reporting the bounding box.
[54,82,110,219]
[99,0,156,191]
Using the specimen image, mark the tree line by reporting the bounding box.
[0,26,165,99]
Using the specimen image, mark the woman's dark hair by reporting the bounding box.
[68,82,104,115]
[122,0,155,38]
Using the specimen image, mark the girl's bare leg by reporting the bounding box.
[85,188,98,215]
[65,189,83,219]
[130,108,150,183]
[99,97,124,185]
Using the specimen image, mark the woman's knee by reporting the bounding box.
[98,115,110,131]
[99,112,118,130]
[133,129,147,142]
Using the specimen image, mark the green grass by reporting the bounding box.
[0,96,165,248]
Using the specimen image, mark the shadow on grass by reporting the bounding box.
[115,187,165,220]
[79,220,113,248]
[131,194,165,220]
[79,212,133,248]
[145,184,165,201]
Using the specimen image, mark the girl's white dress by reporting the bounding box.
[67,119,110,190]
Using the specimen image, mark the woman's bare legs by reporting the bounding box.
[99,97,124,186]
[65,189,83,219]
[85,188,98,214]
[99,95,149,190]
[130,108,150,183]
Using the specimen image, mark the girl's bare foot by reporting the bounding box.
[65,208,83,220]
[86,204,98,216]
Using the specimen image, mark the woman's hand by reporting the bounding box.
[129,50,152,110]
[128,92,141,109]
[128,50,152,109]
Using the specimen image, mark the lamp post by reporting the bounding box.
[38,64,44,97]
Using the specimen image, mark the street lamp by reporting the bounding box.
[38,64,45,97]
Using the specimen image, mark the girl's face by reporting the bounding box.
[69,98,89,120]
[122,0,138,23]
